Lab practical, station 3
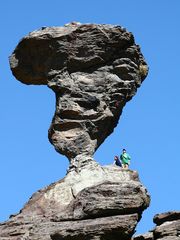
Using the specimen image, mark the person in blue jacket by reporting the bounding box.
[114,155,122,167]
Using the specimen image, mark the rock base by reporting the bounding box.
[0,164,150,240]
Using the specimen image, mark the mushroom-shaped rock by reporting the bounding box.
[10,23,148,167]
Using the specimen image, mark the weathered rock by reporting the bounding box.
[153,211,180,240]
[15,164,150,220]
[9,22,148,166]
[4,22,150,240]
[153,212,180,226]
[133,211,180,240]
[0,165,150,240]
[51,214,139,240]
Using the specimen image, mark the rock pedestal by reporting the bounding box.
[0,164,150,240]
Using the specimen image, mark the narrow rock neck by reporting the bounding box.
[67,154,98,173]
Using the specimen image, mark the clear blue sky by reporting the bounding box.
[1,0,180,235]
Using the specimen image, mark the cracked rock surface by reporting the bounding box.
[9,23,148,166]
[0,164,150,240]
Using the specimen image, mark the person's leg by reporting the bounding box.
[124,164,128,169]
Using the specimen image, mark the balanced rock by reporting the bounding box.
[1,23,150,240]
[9,23,148,167]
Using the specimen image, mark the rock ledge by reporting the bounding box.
[0,164,150,240]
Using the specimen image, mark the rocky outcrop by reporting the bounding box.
[153,211,180,240]
[133,211,180,240]
[4,20,179,240]
[0,164,150,240]
[2,22,150,240]
[9,22,148,167]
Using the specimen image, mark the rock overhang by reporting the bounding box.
[9,23,148,86]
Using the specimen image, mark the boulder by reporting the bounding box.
[9,22,148,166]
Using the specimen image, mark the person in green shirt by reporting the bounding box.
[120,149,131,169]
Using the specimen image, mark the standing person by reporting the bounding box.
[114,156,122,167]
[120,149,131,169]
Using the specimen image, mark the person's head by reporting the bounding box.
[122,149,126,153]
[114,156,118,160]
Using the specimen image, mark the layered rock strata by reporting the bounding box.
[134,211,180,240]
[9,22,148,166]
[0,164,150,240]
